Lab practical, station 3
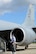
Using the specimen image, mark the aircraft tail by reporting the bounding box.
[22,4,35,28]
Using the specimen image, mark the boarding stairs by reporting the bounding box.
[0,37,6,52]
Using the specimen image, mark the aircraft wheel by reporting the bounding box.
[25,45,28,49]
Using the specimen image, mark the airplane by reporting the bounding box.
[0,4,36,50]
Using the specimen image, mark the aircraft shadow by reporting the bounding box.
[7,48,36,51]
[16,48,36,51]
[16,49,24,51]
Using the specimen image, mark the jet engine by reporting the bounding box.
[10,28,35,46]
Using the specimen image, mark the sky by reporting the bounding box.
[0,0,36,25]
[0,5,28,24]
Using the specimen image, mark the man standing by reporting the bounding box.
[10,32,16,54]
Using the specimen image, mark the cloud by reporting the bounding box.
[25,0,36,5]
[0,0,13,15]
[0,0,12,7]
[0,0,36,15]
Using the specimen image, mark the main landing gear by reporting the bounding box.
[25,45,28,49]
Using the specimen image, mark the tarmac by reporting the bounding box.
[0,43,36,54]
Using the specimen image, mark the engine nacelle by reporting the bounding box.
[23,28,35,45]
[10,28,35,46]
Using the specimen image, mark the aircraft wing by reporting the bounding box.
[0,20,20,30]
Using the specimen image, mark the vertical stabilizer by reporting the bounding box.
[22,4,35,28]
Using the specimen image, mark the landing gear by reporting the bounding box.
[25,45,28,49]
[16,44,17,48]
